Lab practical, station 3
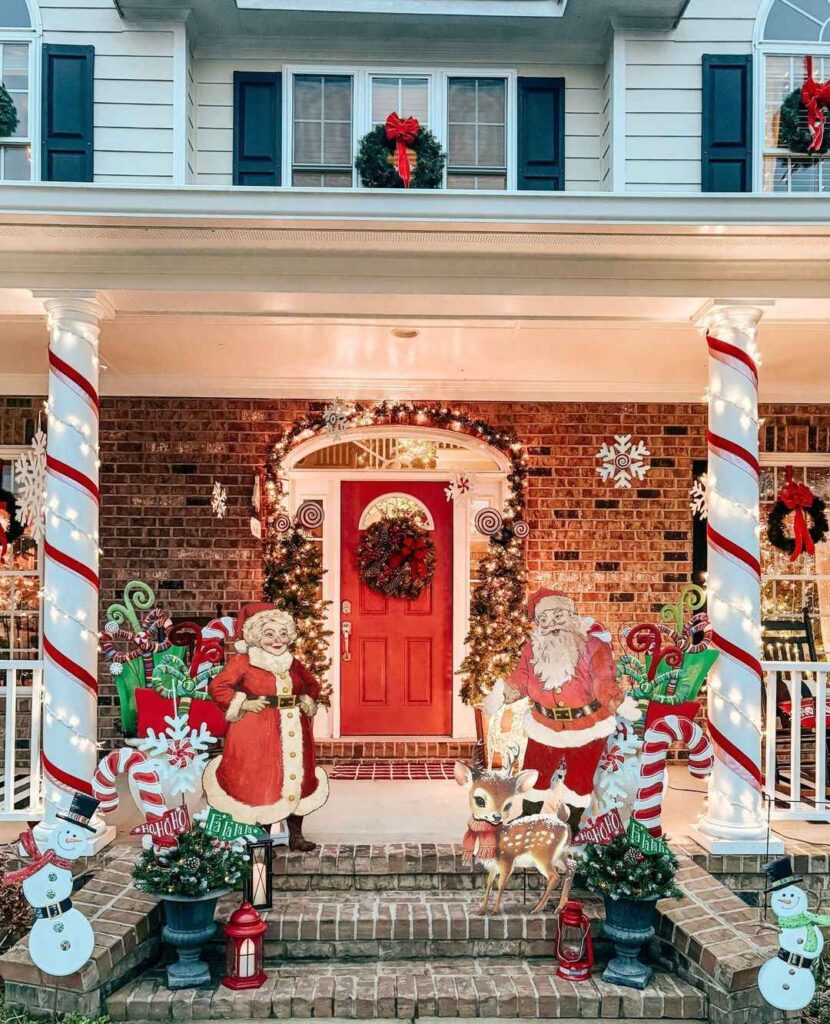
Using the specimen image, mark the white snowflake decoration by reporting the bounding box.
[444,472,474,503]
[211,481,228,519]
[591,720,643,818]
[690,473,709,520]
[13,427,47,544]
[138,714,217,796]
[596,434,651,489]
[322,397,351,439]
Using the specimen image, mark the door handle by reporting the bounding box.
[341,620,352,662]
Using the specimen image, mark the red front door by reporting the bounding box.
[340,481,453,736]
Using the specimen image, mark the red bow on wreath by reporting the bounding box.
[385,112,420,188]
[388,534,430,577]
[779,466,817,562]
[802,56,830,153]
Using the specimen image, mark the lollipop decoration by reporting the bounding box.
[513,520,530,539]
[273,511,293,534]
[296,501,324,531]
[474,506,503,537]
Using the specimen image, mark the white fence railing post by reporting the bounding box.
[0,660,44,820]
[762,660,830,821]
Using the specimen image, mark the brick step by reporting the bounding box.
[106,958,707,1021]
[272,843,590,894]
[207,890,608,962]
[315,740,476,764]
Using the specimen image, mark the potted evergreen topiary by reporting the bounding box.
[132,822,250,989]
[0,83,18,139]
[581,835,682,990]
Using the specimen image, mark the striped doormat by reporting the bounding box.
[327,760,457,780]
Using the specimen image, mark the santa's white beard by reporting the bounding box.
[530,627,586,689]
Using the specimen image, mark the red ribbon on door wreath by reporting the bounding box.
[385,112,420,188]
[779,466,816,561]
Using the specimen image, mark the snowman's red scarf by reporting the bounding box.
[2,829,72,885]
[462,817,501,863]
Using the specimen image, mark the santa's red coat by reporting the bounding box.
[508,625,623,749]
[203,651,329,825]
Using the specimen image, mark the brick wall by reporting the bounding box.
[2,395,829,744]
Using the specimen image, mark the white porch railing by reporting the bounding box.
[0,660,44,821]
[763,660,829,821]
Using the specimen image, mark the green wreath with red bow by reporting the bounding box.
[767,466,829,563]
[355,112,446,189]
[358,515,436,599]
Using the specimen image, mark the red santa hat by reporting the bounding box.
[527,588,575,620]
[233,602,276,653]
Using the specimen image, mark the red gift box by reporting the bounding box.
[135,686,227,738]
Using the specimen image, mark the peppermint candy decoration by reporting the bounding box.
[474,507,503,537]
[273,511,293,533]
[296,501,324,530]
[513,520,530,539]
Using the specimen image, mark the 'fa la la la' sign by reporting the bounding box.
[202,807,267,841]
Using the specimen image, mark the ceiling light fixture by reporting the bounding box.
[392,328,419,339]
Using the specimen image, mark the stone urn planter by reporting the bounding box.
[601,894,659,990]
[161,889,229,989]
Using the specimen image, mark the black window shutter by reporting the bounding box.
[517,77,565,191]
[701,54,753,192]
[233,71,281,186]
[41,45,94,182]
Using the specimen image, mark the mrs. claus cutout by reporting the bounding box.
[203,603,329,851]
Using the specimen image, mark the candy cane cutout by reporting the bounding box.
[191,615,236,677]
[633,715,714,836]
[92,748,168,821]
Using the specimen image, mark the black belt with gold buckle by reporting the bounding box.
[265,695,298,709]
[533,699,601,722]
[34,897,72,920]
[778,949,810,969]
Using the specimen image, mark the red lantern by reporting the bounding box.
[555,900,594,981]
[221,901,267,990]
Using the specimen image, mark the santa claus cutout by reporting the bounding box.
[203,603,329,851]
[482,588,638,833]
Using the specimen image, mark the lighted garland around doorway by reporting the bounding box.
[264,400,531,706]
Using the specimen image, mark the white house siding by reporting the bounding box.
[186,42,196,183]
[40,0,176,183]
[600,48,612,189]
[194,56,605,191]
[624,0,762,192]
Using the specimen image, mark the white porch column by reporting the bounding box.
[33,291,114,854]
[691,302,783,855]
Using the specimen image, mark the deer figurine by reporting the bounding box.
[455,747,574,916]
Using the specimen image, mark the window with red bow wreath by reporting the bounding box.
[778,57,830,156]
[355,112,446,189]
[767,467,829,563]
[358,515,436,599]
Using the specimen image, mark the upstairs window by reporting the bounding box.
[371,75,429,128]
[292,74,353,187]
[447,77,507,190]
[0,0,33,181]
[758,0,830,192]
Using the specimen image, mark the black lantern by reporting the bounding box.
[244,835,275,910]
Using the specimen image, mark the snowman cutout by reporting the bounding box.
[758,856,830,1012]
[3,793,100,977]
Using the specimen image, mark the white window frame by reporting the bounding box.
[0,444,43,662]
[760,453,830,646]
[281,65,516,190]
[0,0,41,182]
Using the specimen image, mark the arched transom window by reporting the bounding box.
[759,0,830,192]
[0,0,35,182]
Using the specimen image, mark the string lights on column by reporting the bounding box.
[697,310,768,843]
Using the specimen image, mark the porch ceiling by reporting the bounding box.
[1,184,830,402]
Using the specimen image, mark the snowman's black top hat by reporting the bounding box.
[763,856,803,893]
[56,792,100,833]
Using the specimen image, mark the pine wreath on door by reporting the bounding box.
[340,481,452,735]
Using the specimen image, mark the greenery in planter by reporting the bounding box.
[0,84,18,139]
[0,855,31,955]
[581,836,683,901]
[132,822,250,898]
[355,124,446,189]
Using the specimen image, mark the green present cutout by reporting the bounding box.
[112,644,188,735]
